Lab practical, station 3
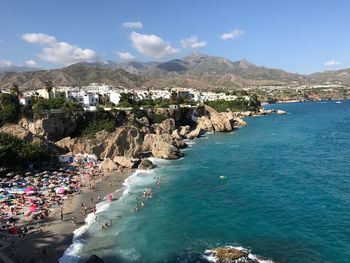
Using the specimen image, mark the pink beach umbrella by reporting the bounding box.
[107,194,113,201]
[29,204,39,212]
[25,187,36,196]
[56,188,66,195]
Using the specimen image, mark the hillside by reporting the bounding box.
[0,64,150,91]
[1,53,350,92]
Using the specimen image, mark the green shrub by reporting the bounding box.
[206,96,261,112]
[81,119,116,137]
[0,93,21,126]
[0,132,46,167]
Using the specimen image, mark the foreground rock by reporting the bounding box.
[99,158,118,171]
[113,156,141,169]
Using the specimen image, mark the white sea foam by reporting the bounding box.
[59,212,97,263]
[59,167,153,263]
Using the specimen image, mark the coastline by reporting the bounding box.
[2,106,286,262]
[5,168,134,263]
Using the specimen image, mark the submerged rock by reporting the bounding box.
[86,255,104,263]
[203,246,273,263]
[276,110,287,115]
[210,247,248,262]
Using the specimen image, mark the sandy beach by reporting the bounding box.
[3,169,134,263]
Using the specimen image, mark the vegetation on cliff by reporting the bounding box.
[205,94,261,112]
[0,93,21,126]
[0,132,47,167]
[32,97,83,114]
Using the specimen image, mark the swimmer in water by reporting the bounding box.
[141,200,145,208]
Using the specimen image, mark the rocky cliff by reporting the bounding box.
[19,112,83,141]
[0,105,253,168]
[54,106,244,163]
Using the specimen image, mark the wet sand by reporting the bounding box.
[4,169,133,263]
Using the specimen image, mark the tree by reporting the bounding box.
[0,93,20,126]
[0,132,45,167]
[10,84,22,98]
[44,80,54,99]
[118,92,134,107]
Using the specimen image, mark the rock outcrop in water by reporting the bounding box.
[195,105,237,132]
[203,246,273,263]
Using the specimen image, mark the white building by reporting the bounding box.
[19,96,32,105]
[109,91,121,105]
[83,94,99,108]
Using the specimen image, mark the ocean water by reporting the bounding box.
[61,101,350,263]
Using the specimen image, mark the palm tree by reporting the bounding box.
[44,80,54,99]
[10,84,22,98]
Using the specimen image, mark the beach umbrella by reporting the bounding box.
[25,187,36,196]
[56,188,66,194]
[107,194,113,201]
[29,204,39,212]
[8,226,20,235]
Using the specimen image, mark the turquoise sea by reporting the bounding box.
[61,101,350,263]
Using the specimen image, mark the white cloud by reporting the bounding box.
[221,29,245,40]
[324,60,341,67]
[22,33,56,45]
[22,33,96,65]
[122,21,143,29]
[129,31,180,58]
[180,36,207,48]
[0,60,12,67]
[117,51,135,60]
[25,60,37,67]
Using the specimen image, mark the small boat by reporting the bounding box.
[336,101,342,104]
[219,176,227,180]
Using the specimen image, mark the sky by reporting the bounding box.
[1,0,350,74]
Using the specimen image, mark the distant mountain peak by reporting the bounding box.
[183,52,209,61]
[237,59,255,69]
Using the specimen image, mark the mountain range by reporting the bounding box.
[0,52,349,91]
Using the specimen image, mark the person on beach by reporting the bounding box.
[97,195,101,202]
[42,246,47,256]
[109,181,112,188]
[93,207,97,215]
[90,197,94,205]
[60,210,63,221]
